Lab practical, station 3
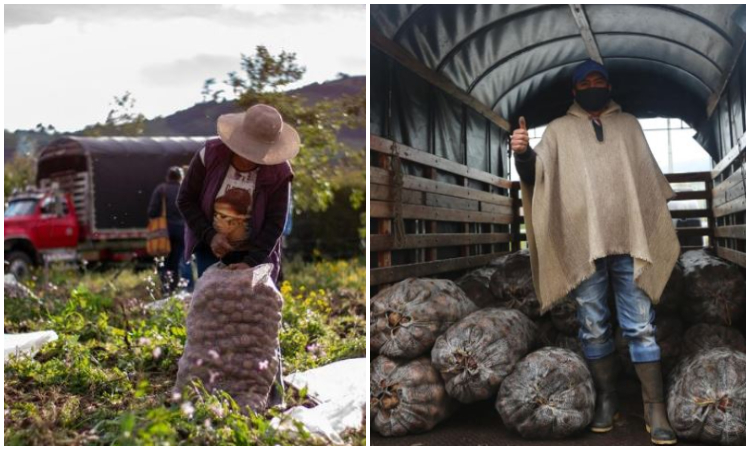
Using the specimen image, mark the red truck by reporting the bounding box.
[4,136,207,278]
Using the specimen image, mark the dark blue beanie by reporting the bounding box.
[572,59,609,85]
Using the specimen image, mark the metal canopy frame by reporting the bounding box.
[371,4,746,139]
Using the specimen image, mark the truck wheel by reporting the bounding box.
[6,251,33,280]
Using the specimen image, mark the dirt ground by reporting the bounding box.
[371,377,704,446]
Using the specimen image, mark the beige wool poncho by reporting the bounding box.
[519,100,680,314]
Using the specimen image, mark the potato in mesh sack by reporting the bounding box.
[654,261,685,315]
[174,263,282,413]
[496,347,595,439]
[371,355,456,436]
[489,249,541,319]
[534,315,559,347]
[549,295,579,336]
[431,307,538,403]
[679,249,745,326]
[554,334,584,358]
[667,348,746,445]
[456,267,497,308]
[370,278,478,359]
[682,323,746,357]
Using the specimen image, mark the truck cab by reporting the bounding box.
[4,188,79,278]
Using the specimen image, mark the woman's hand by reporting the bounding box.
[210,233,233,258]
[227,262,250,270]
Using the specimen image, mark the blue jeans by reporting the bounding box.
[571,254,660,363]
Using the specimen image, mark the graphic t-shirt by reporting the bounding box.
[212,163,258,250]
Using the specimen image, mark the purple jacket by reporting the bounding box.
[177,138,293,282]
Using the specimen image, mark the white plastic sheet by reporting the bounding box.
[146,291,192,310]
[4,331,59,361]
[271,358,367,444]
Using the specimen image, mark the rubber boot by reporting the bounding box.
[586,353,620,433]
[634,362,677,445]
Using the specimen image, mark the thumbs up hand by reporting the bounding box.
[510,116,529,154]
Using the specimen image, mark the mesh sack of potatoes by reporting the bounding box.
[534,315,559,347]
[554,334,584,358]
[456,267,497,308]
[370,278,478,359]
[654,261,685,315]
[682,323,746,358]
[174,263,282,413]
[431,307,538,403]
[549,295,579,336]
[667,348,746,445]
[488,249,542,319]
[679,249,745,326]
[371,355,456,437]
[496,347,595,439]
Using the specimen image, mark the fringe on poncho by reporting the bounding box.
[520,100,680,314]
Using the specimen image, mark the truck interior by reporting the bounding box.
[369,4,745,445]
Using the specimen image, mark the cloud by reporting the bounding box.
[4,4,219,29]
[4,4,364,30]
[338,54,367,72]
[4,4,366,131]
[141,54,240,87]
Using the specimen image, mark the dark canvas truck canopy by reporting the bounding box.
[37,136,206,237]
[370,4,746,287]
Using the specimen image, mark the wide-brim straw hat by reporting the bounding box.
[217,104,300,165]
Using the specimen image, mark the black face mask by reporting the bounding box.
[575,87,610,112]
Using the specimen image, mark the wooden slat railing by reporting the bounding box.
[711,133,746,268]
[371,134,745,288]
[370,136,512,286]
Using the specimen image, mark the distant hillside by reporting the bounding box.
[141,75,365,148]
[5,75,365,161]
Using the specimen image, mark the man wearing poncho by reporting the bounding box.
[511,59,679,445]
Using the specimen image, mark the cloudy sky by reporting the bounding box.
[5,4,366,132]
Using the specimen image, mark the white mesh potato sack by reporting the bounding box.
[174,263,282,413]
[431,307,538,403]
[667,348,745,445]
[370,278,479,359]
[496,347,595,439]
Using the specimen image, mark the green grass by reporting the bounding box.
[4,258,366,445]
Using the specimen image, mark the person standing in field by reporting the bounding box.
[176,103,298,407]
[148,166,186,294]
[511,59,679,445]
